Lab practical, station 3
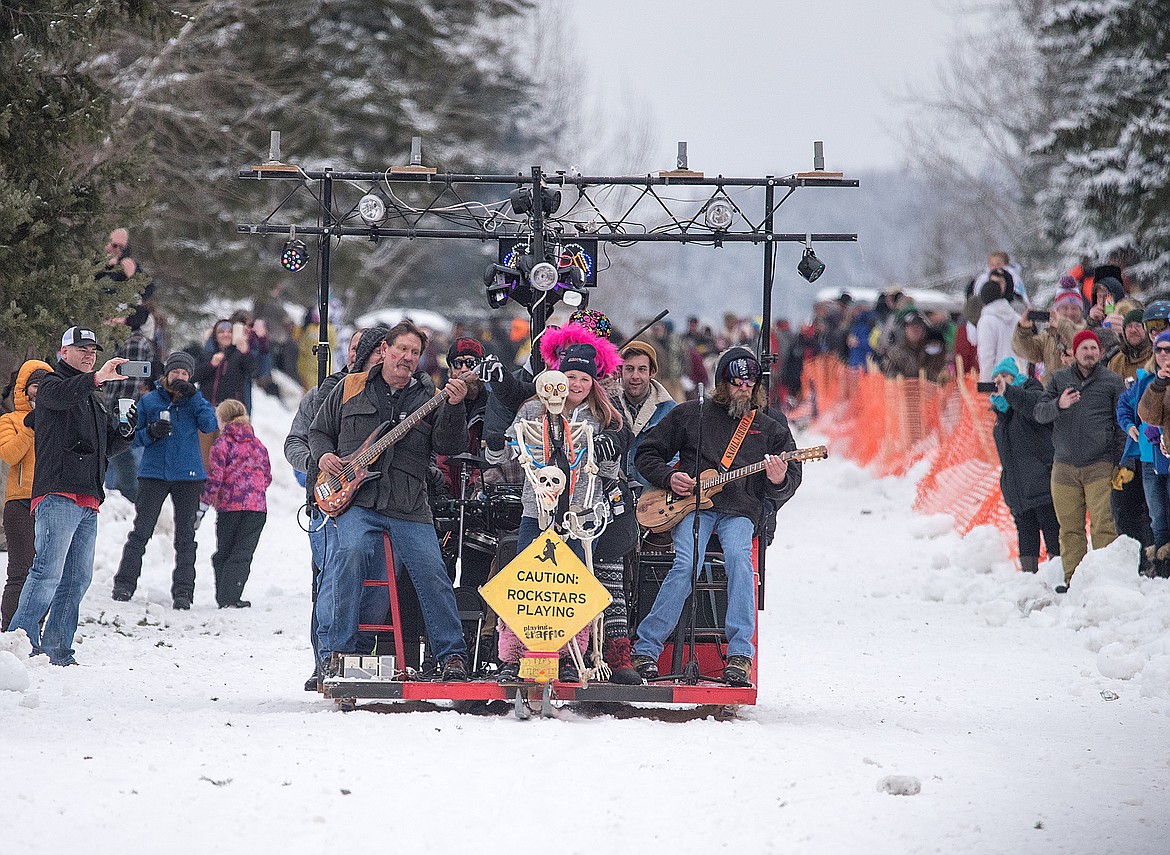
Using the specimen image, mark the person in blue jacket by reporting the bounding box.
[111,351,218,609]
[1123,332,1170,576]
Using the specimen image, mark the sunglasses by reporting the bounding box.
[1156,346,1170,354]
[450,357,479,369]
[729,377,757,388]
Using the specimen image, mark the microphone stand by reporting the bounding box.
[682,383,705,685]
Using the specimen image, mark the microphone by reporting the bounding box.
[696,382,705,406]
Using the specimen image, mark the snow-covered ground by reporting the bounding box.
[3,392,1169,854]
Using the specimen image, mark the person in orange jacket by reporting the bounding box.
[0,359,53,629]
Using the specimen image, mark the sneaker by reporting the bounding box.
[723,655,753,687]
[496,661,521,683]
[440,655,469,682]
[631,654,660,681]
[111,588,132,602]
[173,597,192,610]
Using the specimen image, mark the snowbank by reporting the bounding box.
[923,528,1170,703]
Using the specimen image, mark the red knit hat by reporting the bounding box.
[1072,328,1100,353]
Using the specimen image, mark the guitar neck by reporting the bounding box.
[353,389,446,468]
[700,460,767,492]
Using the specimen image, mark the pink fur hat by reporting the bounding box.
[540,323,622,378]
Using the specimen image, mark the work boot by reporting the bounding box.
[440,655,469,682]
[723,655,753,687]
[603,637,642,685]
[630,654,659,681]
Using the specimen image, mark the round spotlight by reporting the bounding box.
[529,261,559,292]
[358,192,386,224]
[281,239,309,272]
[704,199,735,231]
[797,247,826,283]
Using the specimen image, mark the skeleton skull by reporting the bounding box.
[535,370,569,415]
[533,465,567,512]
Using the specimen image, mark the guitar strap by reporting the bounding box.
[719,409,756,472]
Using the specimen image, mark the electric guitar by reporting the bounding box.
[315,369,481,518]
[635,445,829,533]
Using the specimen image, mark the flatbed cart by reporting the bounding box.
[236,146,855,716]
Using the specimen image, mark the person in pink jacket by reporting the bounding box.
[201,399,271,608]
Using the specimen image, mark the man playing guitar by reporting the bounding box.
[630,346,804,687]
[309,321,471,681]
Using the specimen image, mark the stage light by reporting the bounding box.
[562,288,587,309]
[798,247,826,283]
[529,261,558,292]
[281,238,308,272]
[358,189,387,224]
[704,197,735,231]
[508,186,562,216]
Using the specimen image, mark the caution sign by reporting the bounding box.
[479,529,611,653]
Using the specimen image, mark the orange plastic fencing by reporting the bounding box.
[802,357,1018,557]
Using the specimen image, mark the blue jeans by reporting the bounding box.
[315,507,466,664]
[633,511,756,660]
[8,495,98,664]
[1142,462,1170,548]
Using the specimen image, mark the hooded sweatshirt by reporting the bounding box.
[0,360,53,502]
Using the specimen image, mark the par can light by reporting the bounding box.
[281,239,309,272]
[529,261,559,292]
[358,192,387,225]
[797,247,826,283]
[704,198,735,231]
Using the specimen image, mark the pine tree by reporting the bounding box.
[1034,0,1170,283]
[0,0,161,356]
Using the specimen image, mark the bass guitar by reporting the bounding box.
[314,375,474,518]
[635,445,828,533]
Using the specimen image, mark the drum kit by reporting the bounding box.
[432,452,522,580]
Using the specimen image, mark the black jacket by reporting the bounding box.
[29,360,130,503]
[635,398,802,528]
[1034,361,1126,466]
[993,379,1056,513]
[309,367,466,523]
[194,345,256,407]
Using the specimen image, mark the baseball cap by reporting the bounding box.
[60,326,104,351]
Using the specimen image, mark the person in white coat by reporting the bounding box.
[977,268,1024,382]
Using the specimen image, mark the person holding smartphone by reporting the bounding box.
[7,326,136,665]
[112,351,218,609]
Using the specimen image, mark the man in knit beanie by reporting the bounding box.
[1034,327,1126,591]
[1108,307,1152,382]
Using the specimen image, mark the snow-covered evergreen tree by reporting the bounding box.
[1033,0,1170,283]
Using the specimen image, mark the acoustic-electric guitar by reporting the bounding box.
[635,445,829,533]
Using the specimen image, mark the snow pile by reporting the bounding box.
[0,628,33,694]
[924,529,1170,701]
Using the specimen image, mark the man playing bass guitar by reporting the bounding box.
[309,321,471,681]
[630,346,803,687]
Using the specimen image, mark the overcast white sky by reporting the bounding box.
[570,0,959,175]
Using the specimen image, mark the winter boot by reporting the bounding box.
[1019,556,1039,574]
[558,657,579,683]
[630,654,659,681]
[1157,544,1170,579]
[603,637,642,685]
[723,655,753,687]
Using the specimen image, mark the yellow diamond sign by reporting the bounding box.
[479,529,611,653]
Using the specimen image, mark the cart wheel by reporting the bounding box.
[540,682,555,718]
[513,689,530,721]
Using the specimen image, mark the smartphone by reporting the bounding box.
[1027,310,1050,323]
[976,382,997,393]
[116,360,152,378]
[232,322,246,342]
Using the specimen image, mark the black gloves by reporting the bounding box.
[480,353,506,384]
[170,379,196,399]
[593,433,619,462]
[117,403,137,439]
[147,418,172,440]
[23,410,35,429]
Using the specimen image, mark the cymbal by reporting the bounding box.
[447,452,497,469]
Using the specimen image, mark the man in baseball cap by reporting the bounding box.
[60,326,104,352]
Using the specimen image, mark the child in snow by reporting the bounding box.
[202,399,271,608]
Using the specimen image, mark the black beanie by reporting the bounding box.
[980,279,1004,306]
[559,343,597,378]
[352,324,390,372]
[715,346,760,384]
